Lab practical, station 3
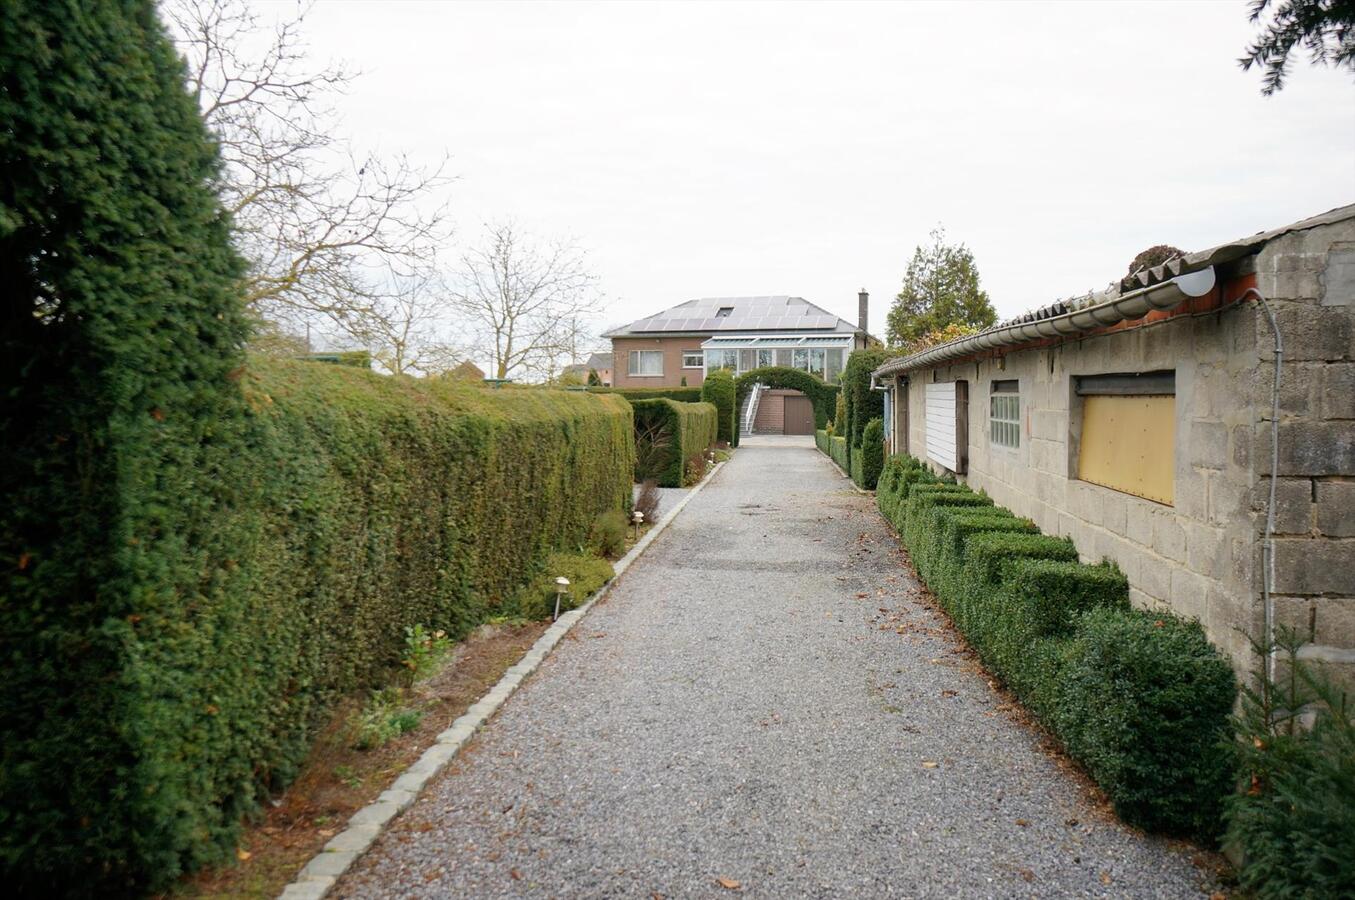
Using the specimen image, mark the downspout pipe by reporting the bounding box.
[1240,287,1284,682]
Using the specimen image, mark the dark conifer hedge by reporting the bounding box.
[0,3,635,891]
[631,398,718,487]
[700,368,737,446]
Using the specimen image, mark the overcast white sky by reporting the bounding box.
[298,0,1353,343]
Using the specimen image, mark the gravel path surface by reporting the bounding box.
[334,443,1217,899]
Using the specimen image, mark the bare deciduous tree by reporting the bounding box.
[165,0,451,338]
[451,224,602,381]
[343,269,465,377]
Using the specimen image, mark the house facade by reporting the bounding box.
[873,205,1355,683]
[604,294,872,391]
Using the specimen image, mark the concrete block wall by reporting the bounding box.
[896,218,1355,681]
[1252,219,1355,686]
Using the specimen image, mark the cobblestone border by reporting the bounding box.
[278,461,727,900]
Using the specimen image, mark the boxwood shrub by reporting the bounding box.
[1057,609,1236,837]
[631,398,718,487]
[873,454,1236,840]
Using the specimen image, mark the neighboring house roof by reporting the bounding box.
[874,203,1355,379]
[446,360,485,380]
[604,295,861,338]
[584,352,613,370]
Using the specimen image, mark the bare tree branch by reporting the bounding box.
[166,0,453,340]
[450,223,603,381]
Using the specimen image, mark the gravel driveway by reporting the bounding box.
[334,442,1217,899]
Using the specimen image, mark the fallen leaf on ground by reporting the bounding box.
[715,876,741,889]
[1100,871,1112,885]
[941,690,958,698]
[1014,818,1030,827]
[921,760,939,769]
[235,848,251,861]
[510,868,522,881]
[1018,868,1035,882]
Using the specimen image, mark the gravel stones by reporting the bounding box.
[333,444,1216,899]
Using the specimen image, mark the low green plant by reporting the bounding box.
[333,765,363,789]
[1226,627,1355,897]
[589,510,628,558]
[402,624,452,683]
[504,552,614,619]
[350,688,423,751]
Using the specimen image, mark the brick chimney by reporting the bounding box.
[857,288,868,335]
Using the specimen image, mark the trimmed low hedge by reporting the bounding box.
[830,434,849,473]
[588,386,704,403]
[1057,609,1236,838]
[700,368,737,446]
[631,398,718,487]
[875,454,1236,839]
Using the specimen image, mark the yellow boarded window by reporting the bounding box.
[1077,373,1175,505]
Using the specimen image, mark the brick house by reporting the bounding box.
[605,294,873,434]
[872,204,1355,682]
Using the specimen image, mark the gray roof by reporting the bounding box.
[584,352,613,369]
[604,295,860,338]
[874,202,1355,378]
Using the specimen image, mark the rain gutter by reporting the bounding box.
[872,266,1219,379]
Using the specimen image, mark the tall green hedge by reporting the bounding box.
[875,455,1236,839]
[589,386,704,403]
[860,417,885,490]
[700,368,737,446]
[0,5,636,891]
[631,398,717,487]
[733,366,839,446]
[841,348,891,469]
[2,1,248,891]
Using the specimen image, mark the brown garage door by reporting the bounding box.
[784,395,814,434]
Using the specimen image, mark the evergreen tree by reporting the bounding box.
[1240,0,1355,94]
[886,227,996,347]
[1,0,248,890]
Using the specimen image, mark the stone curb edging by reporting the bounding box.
[818,450,873,496]
[278,460,728,900]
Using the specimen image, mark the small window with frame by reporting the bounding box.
[990,379,1020,449]
[682,351,703,368]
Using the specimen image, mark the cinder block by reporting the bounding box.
[1153,514,1187,564]
[1321,363,1355,419]
[1169,568,1211,623]
[1134,550,1173,601]
[1208,474,1253,526]
[1273,421,1355,476]
[1273,539,1355,594]
[1186,521,1227,580]
[1175,469,1208,521]
[1316,481,1355,536]
[1263,302,1352,360]
[1270,478,1315,535]
[1189,420,1229,469]
[1320,247,1355,306]
[1273,596,1355,648]
[1126,500,1156,547]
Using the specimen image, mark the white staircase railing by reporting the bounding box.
[742,382,764,435]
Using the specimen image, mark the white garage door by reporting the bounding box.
[925,381,958,471]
